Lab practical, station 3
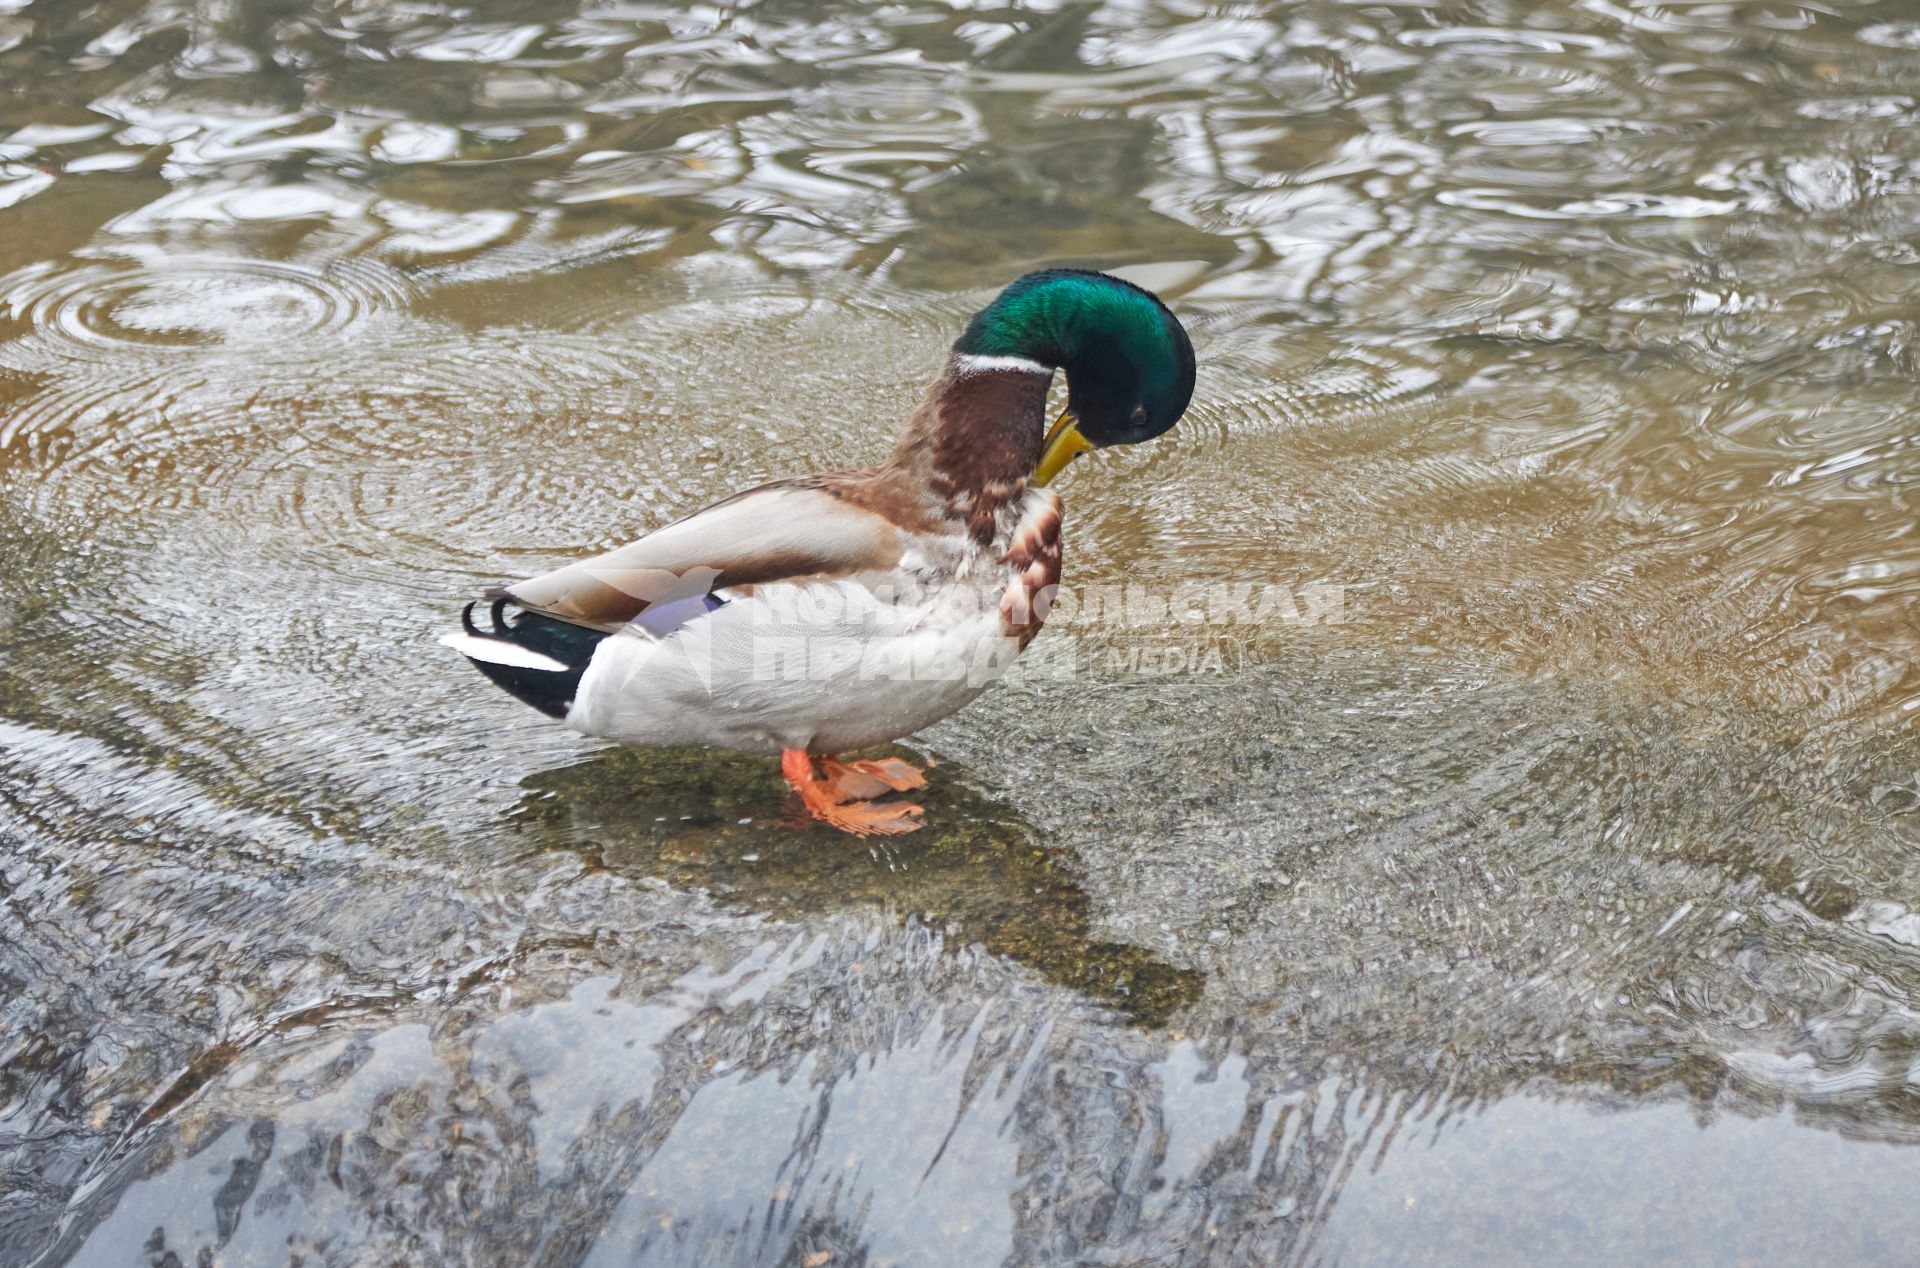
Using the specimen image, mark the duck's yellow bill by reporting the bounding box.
[1033,410,1093,487]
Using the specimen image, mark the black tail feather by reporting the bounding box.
[457,600,610,720]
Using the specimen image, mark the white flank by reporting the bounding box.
[566,578,1019,754]
[953,353,1051,376]
[438,632,569,673]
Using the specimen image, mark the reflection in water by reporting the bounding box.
[20,664,1920,1264]
[520,746,1204,1026]
[5,0,1920,1262]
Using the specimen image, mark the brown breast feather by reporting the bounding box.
[998,491,1065,648]
[888,363,1054,545]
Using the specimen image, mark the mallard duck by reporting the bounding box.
[443,269,1195,835]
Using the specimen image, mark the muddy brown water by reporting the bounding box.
[6,0,1920,1263]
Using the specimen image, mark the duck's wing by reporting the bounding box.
[498,480,908,630]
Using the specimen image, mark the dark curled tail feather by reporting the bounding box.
[459,599,609,720]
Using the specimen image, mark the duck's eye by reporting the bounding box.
[1129,405,1148,427]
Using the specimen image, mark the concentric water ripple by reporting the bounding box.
[0,253,412,363]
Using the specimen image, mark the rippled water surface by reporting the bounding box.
[6,0,1920,1263]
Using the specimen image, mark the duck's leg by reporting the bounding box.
[780,749,925,837]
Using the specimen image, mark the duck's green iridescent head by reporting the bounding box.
[955,269,1196,482]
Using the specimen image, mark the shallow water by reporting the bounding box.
[5,0,1920,1263]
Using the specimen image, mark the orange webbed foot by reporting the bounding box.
[823,756,929,797]
[782,750,927,838]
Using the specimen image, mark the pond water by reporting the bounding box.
[5,0,1920,1263]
